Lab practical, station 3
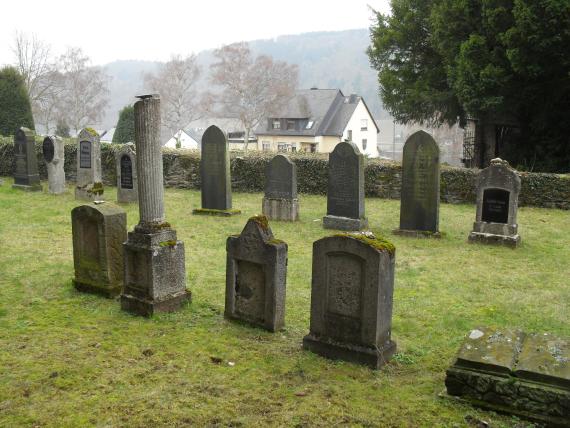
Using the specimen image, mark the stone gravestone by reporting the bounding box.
[75,128,104,201]
[225,215,288,331]
[193,125,240,216]
[262,154,299,221]
[12,127,42,191]
[468,158,521,247]
[116,143,138,203]
[446,327,570,426]
[72,202,127,297]
[393,130,440,237]
[303,232,397,369]
[43,136,66,194]
[121,94,190,317]
[323,141,368,231]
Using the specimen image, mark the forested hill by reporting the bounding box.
[102,28,386,130]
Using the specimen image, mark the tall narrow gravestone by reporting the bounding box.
[72,202,127,297]
[225,215,288,331]
[393,130,440,237]
[468,158,521,248]
[262,154,299,221]
[12,127,42,191]
[192,125,240,216]
[43,136,66,194]
[323,141,368,231]
[75,128,104,201]
[121,94,190,316]
[116,143,138,203]
[303,232,397,369]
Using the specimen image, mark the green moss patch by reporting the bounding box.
[335,232,396,255]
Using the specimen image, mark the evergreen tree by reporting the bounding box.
[112,105,135,143]
[0,66,34,136]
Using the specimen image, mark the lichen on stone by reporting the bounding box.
[250,214,269,231]
[335,231,396,255]
[159,240,177,247]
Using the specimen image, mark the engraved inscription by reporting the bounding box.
[482,188,510,224]
[235,260,265,321]
[15,141,27,175]
[326,253,362,317]
[80,219,100,263]
[43,138,54,163]
[80,141,91,169]
[120,155,133,189]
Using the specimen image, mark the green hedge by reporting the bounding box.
[1,137,569,209]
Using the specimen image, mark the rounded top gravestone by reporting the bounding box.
[265,154,297,200]
[200,125,231,211]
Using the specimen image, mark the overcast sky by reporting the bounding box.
[0,0,391,67]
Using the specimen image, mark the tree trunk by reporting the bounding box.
[244,128,250,153]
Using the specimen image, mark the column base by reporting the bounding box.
[303,334,396,370]
[323,215,368,231]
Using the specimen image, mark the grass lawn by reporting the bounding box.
[0,177,569,427]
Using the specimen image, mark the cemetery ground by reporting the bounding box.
[0,179,569,427]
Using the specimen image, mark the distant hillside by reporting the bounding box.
[101,28,386,130]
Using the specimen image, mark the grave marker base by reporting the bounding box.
[303,334,397,370]
[192,208,241,217]
[73,279,122,298]
[392,229,441,239]
[323,215,368,231]
[262,197,299,221]
[12,183,42,192]
[121,290,189,317]
[468,231,520,248]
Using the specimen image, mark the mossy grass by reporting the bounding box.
[192,207,241,217]
[0,176,569,426]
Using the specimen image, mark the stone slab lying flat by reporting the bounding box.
[446,327,570,427]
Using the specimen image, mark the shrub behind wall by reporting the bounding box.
[0,138,569,209]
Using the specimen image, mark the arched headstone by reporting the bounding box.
[262,154,299,221]
[116,143,138,203]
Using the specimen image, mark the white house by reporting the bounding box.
[255,88,380,157]
[164,129,201,149]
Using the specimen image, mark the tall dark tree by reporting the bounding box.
[0,66,35,136]
[112,105,135,143]
[368,0,570,171]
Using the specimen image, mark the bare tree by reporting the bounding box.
[57,47,109,133]
[210,42,298,151]
[144,54,207,142]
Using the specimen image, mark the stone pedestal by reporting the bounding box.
[446,327,570,426]
[121,226,189,316]
[323,214,368,231]
[262,197,299,222]
[303,232,396,369]
[72,202,127,297]
[13,127,42,192]
[43,136,66,194]
[468,158,521,248]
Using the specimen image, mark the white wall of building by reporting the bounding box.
[164,130,199,149]
[341,100,379,157]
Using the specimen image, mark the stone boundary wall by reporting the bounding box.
[1,138,569,209]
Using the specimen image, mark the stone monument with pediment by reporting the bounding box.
[12,127,42,191]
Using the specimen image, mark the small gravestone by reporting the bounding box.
[72,202,127,297]
[446,327,570,426]
[393,130,440,237]
[12,127,42,191]
[75,128,104,201]
[43,136,65,194]
[468,158,521,247]
[303,232,397,369]
[193,125,240,216]
[323,141,367,231]
[116,143,138,203]
[121,94,189,317]
[262,154,299,221]
[225,215,288,331]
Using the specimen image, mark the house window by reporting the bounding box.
[277,143,287,152]
[310,144,316,153]
[347,130,353,141]
[362,139,367,150]
[262,141,271,151]
[291,144,297,152]
[361,119,368,131]
[305,120,314,129]
[287,120,295,130]
[272,119,281,129]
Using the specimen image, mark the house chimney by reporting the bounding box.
[348,94,359,103]
[310,87,318,90]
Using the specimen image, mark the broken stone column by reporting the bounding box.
[120,94,190,316]
[43,136,66,194]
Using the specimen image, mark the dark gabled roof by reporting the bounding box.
[255,88,379,137]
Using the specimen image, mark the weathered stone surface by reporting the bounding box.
[323,141,367,231]
[262,154,299,221]
[116,143,138,204]
[120,94,189,317]
[303,232,396,369]
[469,158,521,247]
[196,125,239,214]
[446,328,570,426]
[225,215,287,331]
[75,128,103,201]
[12,127,42,191]
[395,130,439,234]
[43,136,65,194]
[71,202,127,297]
